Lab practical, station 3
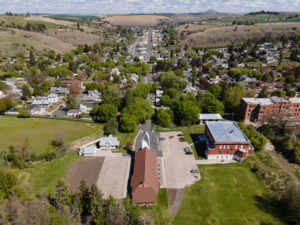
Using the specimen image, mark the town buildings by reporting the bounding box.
[200,121,254,161]
[240,97,300,122]
[199,113,223,124]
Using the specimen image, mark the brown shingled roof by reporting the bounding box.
[131,147,159,204]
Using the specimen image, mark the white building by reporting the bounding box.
[99,135,120,149]
[80,146,97,156]
[199,114,223,124]
[47,94,59,103]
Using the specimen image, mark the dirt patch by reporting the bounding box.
[233,178,237,184]
[24,17,75,26]
[240,193,245,200]
[68,132,102,151]
[18,172,30,184]
[168,189,177,208]
[65,157,105,193]
[105,15,169,22]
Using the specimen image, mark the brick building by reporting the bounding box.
[240,97,300,122]
[199,121,254,161]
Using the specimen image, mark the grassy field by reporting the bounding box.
[115,129,139,147]
[157,188,168,208]
[0,117,103,154]
[8,151,78,193]
[0,15,57,29]
[174,160,286,225]
[46,14,100,21]
[215,14,300,24]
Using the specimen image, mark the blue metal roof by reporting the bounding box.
[206,122,249,143]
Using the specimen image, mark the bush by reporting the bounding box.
[18,109,31,118]
[45,152,57,162]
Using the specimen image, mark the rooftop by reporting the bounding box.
[206,121,250,143]
[242,97,290,105]
[199,113,223,120]
[99,134,119,146]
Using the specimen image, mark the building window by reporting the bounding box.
[227,151,228,154]
[227,145,229,149]
[218,151,221,154]
[235,145,237,149]
[248,114,250,116]
[231,148,232,151]
[220,145,222,149]
[241,145,243,149]
[224,145,226,149]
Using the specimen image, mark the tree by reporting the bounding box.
[258,87,268,98]
[29,50,36,67]
[91,104,118,123]
[54,79,62,87]
[52,130,67,147]
[48,50,56,60]
[64,94,79,110]
[204,92,225,116]
[184,44,189,51]
[104,118,118,135]
[134,56,140,62]
[18,108,31,118]
[150,55,157,62]
[209,84,222,98]
[55,179,69,207]
[157,109,171,127]
[285,75,295,84]
[1,97,13,110]
[126,142,132,150]
[223,85,246,114]
[0,169,17,198]
[119,115,138,133]
[150,204,173,225]
[89,183,104,219]
[22,85,31,100]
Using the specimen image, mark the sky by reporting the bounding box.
[0,0,299,14]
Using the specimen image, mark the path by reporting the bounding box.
[17,172,30,184]
[265,140,300,182]
[168,188,185,216]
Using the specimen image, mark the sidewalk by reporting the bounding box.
[196,159,237,165]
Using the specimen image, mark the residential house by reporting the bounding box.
[80,146,97,156]
[50,87,69,95]
[29,105,45,115]
[31,98,52,107]
[47,93,59,103]
[67,109,82,117]
[199,121,255,161]
[5,78,15,86]
[99,135,120,149]
[0,91,6,98]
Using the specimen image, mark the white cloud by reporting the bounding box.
[0,0,299,13]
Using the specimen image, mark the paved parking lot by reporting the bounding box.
[96,155,131,199]
[160,131,199,188]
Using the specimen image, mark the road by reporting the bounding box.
[130,38,141,55]
[147,29,152,62]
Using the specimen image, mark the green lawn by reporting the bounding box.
[151,122,186,132]
[174,160,286,225]
[114,129,139,147]
[8,152,78,193]
[0,117,103,154]
[157,188,168,208]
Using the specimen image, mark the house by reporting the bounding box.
[0,91,6,98]
[31,98,52,107]
[50,87,69,95]
[29,105,45,115]
[60,80,83,89]
[199,121,255,161]
[67,109,82,117]
[199,114,223,124]
[80,146,97,156]
[99,135,120,149]
[111,68,120,76]
[131,132,159,205]
[5,78,15,86]
[80,101,95,112]
[47,94,59,103]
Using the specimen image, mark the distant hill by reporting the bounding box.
[189,9,222,15]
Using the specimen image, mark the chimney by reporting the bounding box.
[231,130,234,133]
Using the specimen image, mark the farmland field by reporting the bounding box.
[174,161,286,225]
[0,117,103,154]
[215,14,300,24]
[46,14,100,21]
[105,15,170,22]
[0,15,58,29]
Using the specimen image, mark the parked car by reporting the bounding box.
[185,151,193,155]
[169,136,174,139]
[180,138,187,142]
[191,169,199,173]
[184,147,192,151]
[159,137,166,140]
[177,134,184,136]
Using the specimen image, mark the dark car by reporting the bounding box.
[191,169,199,173]
[185,151,193,155]
[177,134,184,136]
[159,137,166,140]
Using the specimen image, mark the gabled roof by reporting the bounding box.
[206,122,250,143]
[199,114,223,120]
[131,147,159,202]
[99,134,119,146]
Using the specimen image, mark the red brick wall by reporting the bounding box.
[208,144,251,155]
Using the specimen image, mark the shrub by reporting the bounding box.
[18,109,31,118]
[45,152,57,162]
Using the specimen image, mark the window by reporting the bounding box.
[231,148,233,151]
[227,151,229,154]
[227,145,229,149]
[235,145,237,149]
[248,114,250,116]
[218,151,221,154]
[220,145,222,149]
[241,145,243,149]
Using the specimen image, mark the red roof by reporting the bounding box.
[131,147,159,204]
[123,83,135,89]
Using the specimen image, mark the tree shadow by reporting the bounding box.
[253,194,286,223]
